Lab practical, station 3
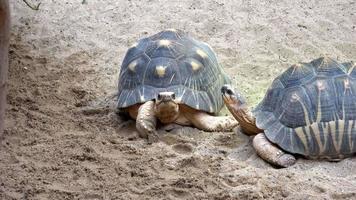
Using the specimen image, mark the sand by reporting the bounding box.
[1,0,356,199]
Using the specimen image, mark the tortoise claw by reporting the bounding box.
[147,131,159,144]
[276,154,296,168]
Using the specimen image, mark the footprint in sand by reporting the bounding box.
[172,143,194,154]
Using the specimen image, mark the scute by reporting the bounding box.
[254,57,356,157]
[143,57,181,87]
[117,30,230,114]
[277,86,314,128]
[149,29,183,41]
[277,63,315,88]
[333,76,356,120]
[145,40,185,59]
[311,57,349,75]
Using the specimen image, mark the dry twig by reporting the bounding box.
[22,0,41,10]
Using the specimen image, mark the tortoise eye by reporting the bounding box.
[157,94,162,100]
[226,89,233,95]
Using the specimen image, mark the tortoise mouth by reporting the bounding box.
[221,85,235,96]
[221,85,237,104]
[155,93,179,124]
[221,85,246,106]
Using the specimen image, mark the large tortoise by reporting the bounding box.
[117,29,237,142]
[221,57,356,167]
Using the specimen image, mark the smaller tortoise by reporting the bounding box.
[117,29,237,142]
[222,57,356,167]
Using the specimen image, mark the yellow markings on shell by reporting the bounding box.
[291,92,299,102]
[291,92,311,126]
[347,62,355,75]
[348,121,354,152]
[316,80,325,122]
[331,120,344,154]
[310,123,327,154]
[316,80,326,90]
[158,39,171,47]
[296,120,355,156]
[165,28,177,32]
[156,65,167,77]
[291,63,302,75]
[209,106,214,113]
[169,73,176,84]
[341,78,351,120]
[294,127,310,155]
[202,42,213,50]
[196,49,208,58]
[130,42,138,48]
[191,61,202,71]
[316,95,322,122]
[317,57,327,69]
[344,79,351,90]
[128,60,137,72]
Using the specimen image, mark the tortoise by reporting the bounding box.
[221,57,356,167]
[117,29,237,142]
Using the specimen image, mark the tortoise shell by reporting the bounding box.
[117,29,230,114]
[253,57,356,158]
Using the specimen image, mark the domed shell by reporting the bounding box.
[253,57,356,158]
[117,29,230,114]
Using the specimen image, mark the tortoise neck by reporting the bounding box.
[227,103,262,135]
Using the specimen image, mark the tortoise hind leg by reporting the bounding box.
[253,133,296,167]
[136,101,159,143]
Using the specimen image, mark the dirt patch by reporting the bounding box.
[1,1,356,199]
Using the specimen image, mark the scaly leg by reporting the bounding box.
[136,101,158,143]
[183,107,238,132]
[253,133,296,167]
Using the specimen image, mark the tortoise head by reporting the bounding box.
[221,85,246,106]
[155,92,179,124]
[221,85,261,135]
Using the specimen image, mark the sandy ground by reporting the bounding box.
[1,0,356,199]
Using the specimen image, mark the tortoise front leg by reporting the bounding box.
[183,108,238,131]
[136,100,159,143]
[253,133,296,167]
